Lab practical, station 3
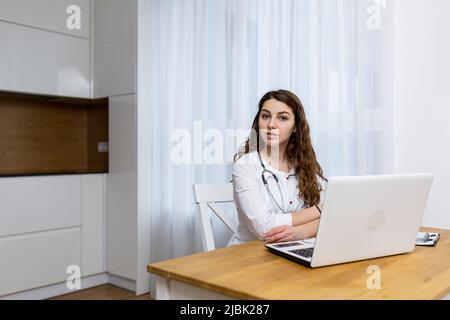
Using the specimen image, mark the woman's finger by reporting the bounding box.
[275,235,294,243]
[267,230,289,243]
[264,226,288,237]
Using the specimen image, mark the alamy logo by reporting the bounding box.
[366,265,382,290]
[366,0,383,30]
[66,5,81,30]
[66,265,81,290]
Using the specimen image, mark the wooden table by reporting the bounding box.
[147,228,450,300]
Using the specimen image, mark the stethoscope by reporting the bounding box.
[257,151,296,214]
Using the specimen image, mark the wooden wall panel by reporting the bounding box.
[0,92,108,176]
[87,101,109,172]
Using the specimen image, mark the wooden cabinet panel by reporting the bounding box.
[0,92,108,176]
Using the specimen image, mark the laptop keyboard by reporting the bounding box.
[289,247,314,258]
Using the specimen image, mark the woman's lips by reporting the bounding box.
[266,133,278,139]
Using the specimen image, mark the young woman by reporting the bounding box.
[230,90,327,245]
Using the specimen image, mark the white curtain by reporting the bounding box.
[146,0,393,263]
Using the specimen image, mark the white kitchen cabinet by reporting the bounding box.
[0,0,90,39]
[93,0,137,97]
[0,21,90,98]
[0,173,107,297]
[81,174,106,277]
[0,228,81,296]
[0,175,82,238]
[107,94,137,281]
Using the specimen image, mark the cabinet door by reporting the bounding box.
[107,95,137,281]
[0,228,81,296]
[94,0,136,97]
[0,176,82,237]
[0,0,90,38]
[0,21,90,98]
[81,174,106,277]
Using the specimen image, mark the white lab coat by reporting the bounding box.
[230,151,325,245]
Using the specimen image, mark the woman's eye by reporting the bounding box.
[280,117,288,121]
[261,114,269,119]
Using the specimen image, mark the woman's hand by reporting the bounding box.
[264,219,320,243]
[264,225,305,243]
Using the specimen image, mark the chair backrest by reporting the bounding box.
[193,183,237,251]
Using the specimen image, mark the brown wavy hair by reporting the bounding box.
[234,89,327,208]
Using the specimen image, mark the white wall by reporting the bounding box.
[136,0,152,296]
[394,0,450,229]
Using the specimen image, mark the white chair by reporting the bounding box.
[193,183,237,252]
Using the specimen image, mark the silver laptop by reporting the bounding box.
[265,174,434,268]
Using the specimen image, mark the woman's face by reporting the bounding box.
[258,98,296,150]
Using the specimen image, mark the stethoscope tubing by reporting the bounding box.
[257,151,293,214]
